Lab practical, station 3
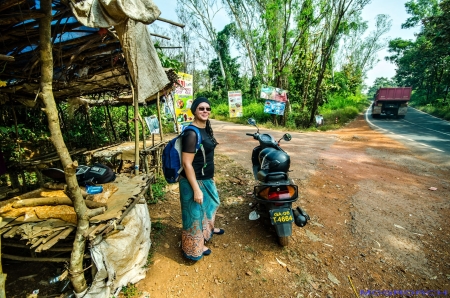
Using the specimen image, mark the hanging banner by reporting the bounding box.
[228,90,243,118]
[174,73,194,128]
[260,86,288,102]
[261,86,287,115]
[264,100,286,116]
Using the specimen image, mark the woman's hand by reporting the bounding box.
[194,189,203,204]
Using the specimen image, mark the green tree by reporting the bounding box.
[367,77,396,98]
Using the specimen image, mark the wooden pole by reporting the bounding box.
[106,104,117,142]
[140,115,149,174]
[126,104,131,142]
[157,92,163,142]
[129,76,140,175]
[103,105,113,144]
[38,1,100,293]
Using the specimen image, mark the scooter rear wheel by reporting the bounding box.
[278,236,289,246]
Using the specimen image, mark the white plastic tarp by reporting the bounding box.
[76,204,151,298]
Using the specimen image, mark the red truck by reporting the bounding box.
[372,87,412,118]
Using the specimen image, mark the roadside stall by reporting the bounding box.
[0,174,151,296]
[0,0,184,296]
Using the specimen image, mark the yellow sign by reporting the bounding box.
[175,73,194,126]
[228,90,243,118]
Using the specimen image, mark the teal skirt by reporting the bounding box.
[179,178,220,261]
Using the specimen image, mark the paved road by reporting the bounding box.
[365,106,450,165]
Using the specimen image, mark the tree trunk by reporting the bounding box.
[223,0,256,77]
[39,0,102,294]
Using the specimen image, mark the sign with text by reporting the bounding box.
[174,72,194,127]
[228,90,243,118]
[264,100,286,116]
[260,86,288,102]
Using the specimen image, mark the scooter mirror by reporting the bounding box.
[283,133,292,141]
[247,118,257,126]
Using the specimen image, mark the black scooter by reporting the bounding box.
[246,118,310,246]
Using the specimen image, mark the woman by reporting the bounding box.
[179,97,223,261]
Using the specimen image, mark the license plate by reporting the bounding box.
[270,208,294,225]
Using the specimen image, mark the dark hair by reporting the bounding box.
[206,119,219,145]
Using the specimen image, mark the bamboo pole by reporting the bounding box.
[129,76,139,175]
[157,92,163,142]
[106,103,117,142]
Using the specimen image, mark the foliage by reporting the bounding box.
[121,283,141,298]
[148,175,168,204]
[367,77,397,98]
[385,0,450,111]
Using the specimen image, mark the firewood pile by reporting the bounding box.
[0,174,150,259]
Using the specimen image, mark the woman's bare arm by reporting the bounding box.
[182,152,203,204]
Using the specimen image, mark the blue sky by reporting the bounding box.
[153,0,418,88]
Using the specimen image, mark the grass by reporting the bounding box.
[148,175,168,204]
[121,283,141,298]
[410,102,450,121]
[144,219,166,267]
[211,94,370,132]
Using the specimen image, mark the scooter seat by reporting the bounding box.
[257,170,288,183]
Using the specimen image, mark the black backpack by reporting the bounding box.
[77,163,116,185]
[42,163,116,185]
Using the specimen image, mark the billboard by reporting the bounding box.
[174,72,194,127]
[261,86,287,116]
[228,90,243,118]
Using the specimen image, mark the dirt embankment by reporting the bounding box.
[139,116,450,297]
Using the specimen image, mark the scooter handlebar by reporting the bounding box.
[246,133,254,136]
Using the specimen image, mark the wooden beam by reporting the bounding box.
[150,33,170,40]
[0,54,14,62]
[0,0,26,13]
[0,11,47,26]
[2,253,90,262]
[156,17,185,28]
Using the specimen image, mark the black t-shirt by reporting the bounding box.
[180,127,216,180]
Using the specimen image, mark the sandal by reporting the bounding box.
[213,228,225,235]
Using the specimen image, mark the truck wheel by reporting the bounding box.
[278,236,289,246]
[372,114,379,119]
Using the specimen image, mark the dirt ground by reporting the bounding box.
[3,115,449,297]
[140,115,450,297]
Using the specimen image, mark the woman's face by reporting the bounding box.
[195,103,211,121]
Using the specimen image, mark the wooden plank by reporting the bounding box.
[0,217,17,229]
[57,227,74,240]
[2,254,89,262]
[3,225,20,238]
[89,176,149,223]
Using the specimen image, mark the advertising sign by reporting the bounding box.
[144,115,160,134]
[263,100,286,116]
[261,86,288,115]
[174,73,194,127]
[228,90,243,118]
[260,86,288,102]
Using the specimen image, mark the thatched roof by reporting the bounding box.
[0,0,179,107]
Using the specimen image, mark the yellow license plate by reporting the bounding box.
[270,209,294,225]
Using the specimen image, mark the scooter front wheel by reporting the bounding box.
[278,236,289,246]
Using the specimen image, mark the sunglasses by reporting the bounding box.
[198,107,211,111]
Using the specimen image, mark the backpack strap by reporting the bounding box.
[183,125,207,176]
